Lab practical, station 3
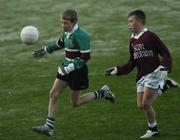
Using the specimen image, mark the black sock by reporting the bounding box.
[149,125,158,132]
[161,84,169,93]
[46,117,55,129]
[94,90,106,99]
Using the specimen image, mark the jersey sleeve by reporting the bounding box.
[152,33,172,72]
[117,46,136,75]
[46,33,65,53]
[72,33,91,69]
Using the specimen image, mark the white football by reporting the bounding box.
[20,26,39,45]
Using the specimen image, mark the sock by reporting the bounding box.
[45,117,55,129]
[148,121,158,132]
[166,79,178,87]
[161,84,169,93]
[148,125,158,132]
[94,90,106,99]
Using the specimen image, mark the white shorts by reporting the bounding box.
[136,72,165,95]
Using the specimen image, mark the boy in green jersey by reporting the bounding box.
[32,9,115,136]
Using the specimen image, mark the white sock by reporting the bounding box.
[148,121,157,128]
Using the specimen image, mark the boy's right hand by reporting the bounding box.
[32,47,47,59]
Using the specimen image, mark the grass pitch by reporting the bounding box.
[0,0,180,140]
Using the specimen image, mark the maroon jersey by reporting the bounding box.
[117,28,172,81]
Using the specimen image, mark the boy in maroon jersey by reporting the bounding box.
[106,9,179,138]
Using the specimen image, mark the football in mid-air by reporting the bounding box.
[20,26,39,45]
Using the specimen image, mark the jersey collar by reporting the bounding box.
[131,27,148,39]
[65,24,78,37]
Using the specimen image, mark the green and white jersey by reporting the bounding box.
[46,24,91,70]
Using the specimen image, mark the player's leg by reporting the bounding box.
[143,87,158,124]
[70,90,98,107]
[140,87,159,138]
[79,85,115,104]
[70,85,115,107]
[137,91,144,109]
[161,77,180,93]
[69,65,115,105]
[32,78,68,136]
[48,79,68,116]
[136,76,146,109]
[78,92,95,105]
[70,90,81,107]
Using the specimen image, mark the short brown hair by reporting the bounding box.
[62,9,77,23]
[128,9,146,25]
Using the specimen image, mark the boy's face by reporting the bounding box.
[60,17,75,32]
[128,15,142,33]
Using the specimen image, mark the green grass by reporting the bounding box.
[0,0,180,140]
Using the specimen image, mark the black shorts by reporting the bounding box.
[56,65,89,90]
